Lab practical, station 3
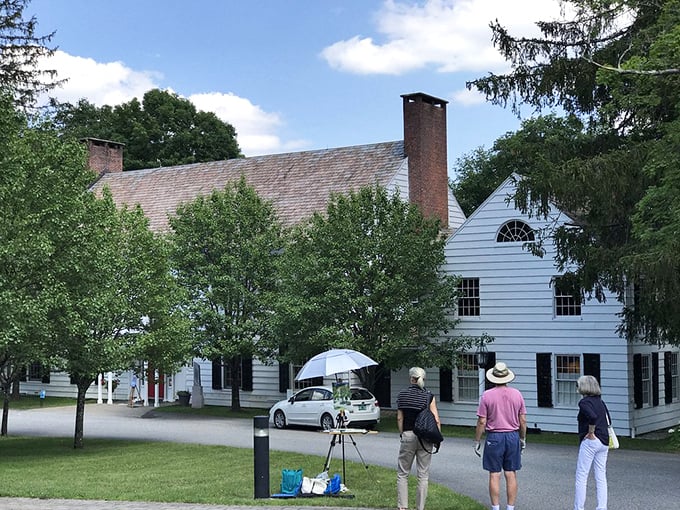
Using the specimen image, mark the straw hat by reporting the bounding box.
[486,362,515,384]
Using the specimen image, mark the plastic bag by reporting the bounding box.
[280,468,303,495]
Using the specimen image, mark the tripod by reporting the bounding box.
[322,411,369,484]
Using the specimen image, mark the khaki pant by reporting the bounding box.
[397,430,432,510]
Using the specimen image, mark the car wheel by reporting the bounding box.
[273,410,287,429]
[320,413,335,430]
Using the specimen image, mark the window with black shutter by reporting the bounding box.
[484,351,496,391]
[633,353,643,409]
[439,368,452,402]
[279,362,290,393]
[583,353,600,384]
[536,353,553,407]
[212,358,223,390]
[241,357,253,392]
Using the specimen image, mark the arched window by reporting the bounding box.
[496,220,534,242]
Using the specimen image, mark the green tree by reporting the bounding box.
[0,0,62,108]
[451,147,506,216]
[0,95,90,435]
[169,177,282,411]
[271,185,468,392]
[51,89,242,170]
[49,188,181,448]
[451,114,603,214]
[467,0,680,345]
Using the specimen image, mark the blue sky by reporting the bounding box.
[29,0,568,177]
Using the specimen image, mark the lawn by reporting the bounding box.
[0,436,485,509]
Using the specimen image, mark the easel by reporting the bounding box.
[322,411,373,484]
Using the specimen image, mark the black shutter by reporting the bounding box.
[19,366,27,382]
[583,353,601,384]
[484,351,497,391]
[665,352,673,405]
[439,368,453,402]
[279,362,290,393]
[536,353,553,407]
[633,354,643,409]
[212,358,222,390]
[241,357,253,391]
[41,368,51,384]
[652,352,659,407]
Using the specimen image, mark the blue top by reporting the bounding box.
[577,395,610,446]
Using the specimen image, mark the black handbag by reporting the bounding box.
[413,392,443,453]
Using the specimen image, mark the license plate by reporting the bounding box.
[357,404,366,411]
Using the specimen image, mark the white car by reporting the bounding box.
[269,386,380,430]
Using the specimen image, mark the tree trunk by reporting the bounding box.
[1,393,9,436]
[73,379,90,449]
[230,357,241,411]
[11,378,20,399]
[1,370,15,436]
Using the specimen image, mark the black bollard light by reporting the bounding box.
[253,415,270,499]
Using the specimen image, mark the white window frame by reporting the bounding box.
[455,353,480,402]
[28,362,45,382]
[457,277,480,317]
[641,354,652,407]
[553,277,582,317]
[293,363,321,390]
[555,354,581,407]
[671,352,679,402]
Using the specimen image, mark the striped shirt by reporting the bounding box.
[397,385,430,431]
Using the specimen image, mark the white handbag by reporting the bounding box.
[606,413,619,449]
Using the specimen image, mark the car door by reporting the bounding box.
[308,388,333,426]
[287,388,314,425]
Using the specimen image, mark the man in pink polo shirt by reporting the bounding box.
[474,362,527,510]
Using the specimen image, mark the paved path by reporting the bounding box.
[4,403,680,509]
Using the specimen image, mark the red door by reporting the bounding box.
[146,366,165,400]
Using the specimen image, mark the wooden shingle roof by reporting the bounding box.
[91,140,406,232]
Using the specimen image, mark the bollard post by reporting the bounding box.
[253,415,270,499]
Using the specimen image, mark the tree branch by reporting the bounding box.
[582,56,680,75]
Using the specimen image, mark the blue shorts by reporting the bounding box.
[482,431,522,473]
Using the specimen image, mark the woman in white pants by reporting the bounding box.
[574,375,610,510]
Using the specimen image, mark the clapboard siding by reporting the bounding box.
[440,175,679,437]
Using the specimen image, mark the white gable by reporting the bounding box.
[435,174,680,436]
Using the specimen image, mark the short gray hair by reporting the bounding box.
[577,375,602,396]
[409,367,426,389]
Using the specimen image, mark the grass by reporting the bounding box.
[0,436,485,509]
[5,395,78,410]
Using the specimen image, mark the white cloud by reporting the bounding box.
[321,0,567,75]
[450,87,487,106]
[40,50,161,105]
[189,92,309,156]
[38,51,302,156]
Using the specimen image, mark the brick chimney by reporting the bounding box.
[401,92,448,228]
[82,137,125,175]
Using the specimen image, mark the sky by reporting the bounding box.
[28,0,570,177]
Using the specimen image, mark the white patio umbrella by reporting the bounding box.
[294,348,378,381]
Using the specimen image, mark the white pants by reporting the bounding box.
[574,437,609,510]
[397,430,432,510]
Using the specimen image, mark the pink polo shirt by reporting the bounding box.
[476,385,526,432]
